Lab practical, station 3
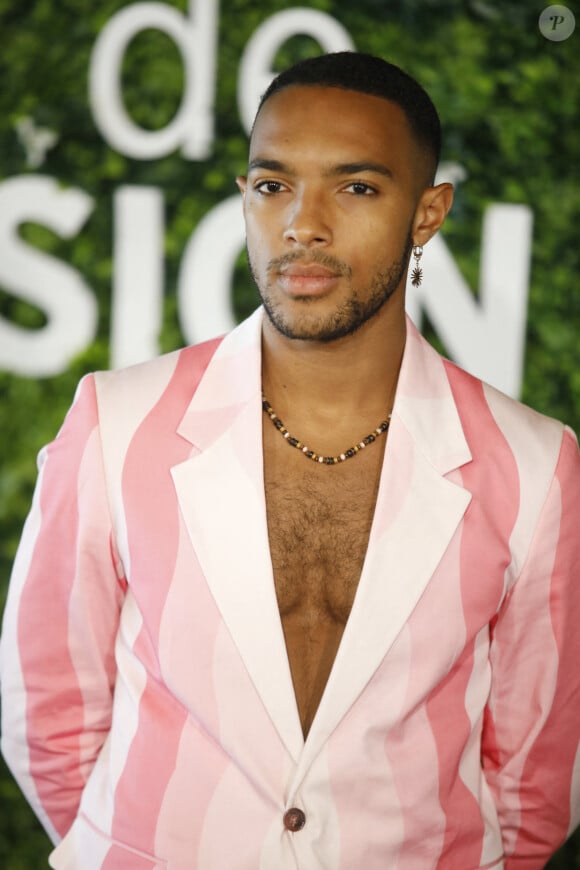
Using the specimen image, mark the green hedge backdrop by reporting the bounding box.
[1,0,579,865]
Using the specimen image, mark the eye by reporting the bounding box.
[254,180,287,195]
[344,182,377,196]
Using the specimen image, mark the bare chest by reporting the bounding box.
[263,433,385,735]
[265,464,380,619]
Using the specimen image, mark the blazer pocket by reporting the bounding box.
[49,812,167,869]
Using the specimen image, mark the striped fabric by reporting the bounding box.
[1,308,579,869]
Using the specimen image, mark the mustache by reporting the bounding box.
[267,250,352,278]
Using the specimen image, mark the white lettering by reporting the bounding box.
[89,0,219,160]
[0,176,96,377]
[177,194,244,344]
[111,186,164,368]
[406,204,533,398]
[237,8,355,135]
[1,15,535,393]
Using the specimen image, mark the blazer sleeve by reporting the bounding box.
[0,374,126,844]
[481,426,580,868]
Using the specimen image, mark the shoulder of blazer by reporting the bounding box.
[83,338,224,522]
[441,356,573,553]
[91,336,224,432]
[442,355,567,462]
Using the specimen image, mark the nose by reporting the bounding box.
[283,191,332,247]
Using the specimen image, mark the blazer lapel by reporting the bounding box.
[293,319,473,783]
[170,310,473,778]
[170,310,304,763]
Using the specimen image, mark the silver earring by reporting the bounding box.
[411,244,423,287]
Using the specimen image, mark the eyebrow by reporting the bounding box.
[327,162,393,179]
[247,159,289,173]
[247,158,393,179]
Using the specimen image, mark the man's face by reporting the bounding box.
[237,85,429,343]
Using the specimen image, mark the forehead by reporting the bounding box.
[250,85,417,169]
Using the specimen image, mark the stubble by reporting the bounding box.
[247,234,413,343]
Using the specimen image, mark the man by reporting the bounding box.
[1,52,579,870]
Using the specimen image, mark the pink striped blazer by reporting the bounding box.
[1,309,579,869]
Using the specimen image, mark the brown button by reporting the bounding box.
[283,807,306,832]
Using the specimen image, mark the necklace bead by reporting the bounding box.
[262,397,391,465]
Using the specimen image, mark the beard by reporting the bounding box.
[248,233,412,343]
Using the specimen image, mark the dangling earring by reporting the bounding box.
[411,244,423,287]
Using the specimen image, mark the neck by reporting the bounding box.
[261,303,406,424]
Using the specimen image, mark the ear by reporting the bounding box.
[412,182,454,246]
[236,176,247,198]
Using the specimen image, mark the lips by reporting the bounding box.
[277,264,340,298]
[270,256,343,299]
[280,263,339,278]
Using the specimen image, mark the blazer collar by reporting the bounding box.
[394,316,472,474]
[291,317,474,784]
[176,306,263,451]
[176,311,472,471]
[171,309,473,772]
[172,308,305,761]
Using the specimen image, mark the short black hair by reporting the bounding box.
[256,52,441,182]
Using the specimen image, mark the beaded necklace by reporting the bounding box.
[262,396,391,465]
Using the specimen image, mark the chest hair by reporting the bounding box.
[264,434,385,735]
